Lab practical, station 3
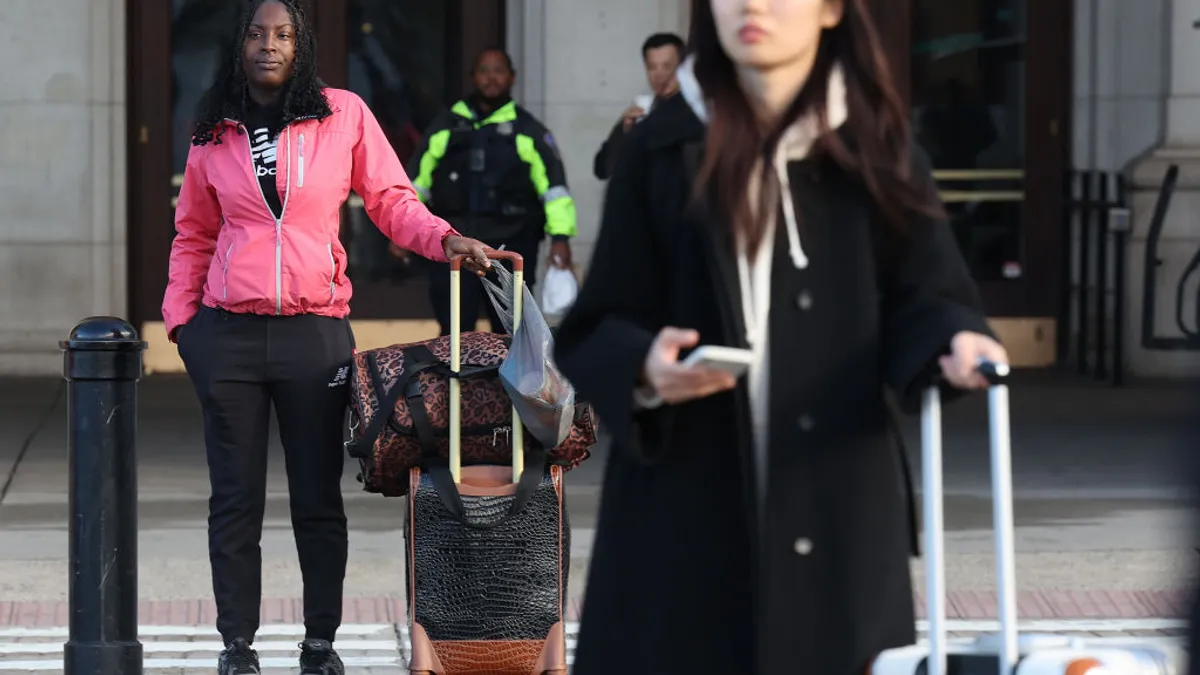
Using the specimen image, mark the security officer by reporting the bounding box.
[411,48,577,335]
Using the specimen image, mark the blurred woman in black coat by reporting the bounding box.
[554,1,1008,674]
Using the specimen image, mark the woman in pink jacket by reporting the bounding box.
[161,2,489,674]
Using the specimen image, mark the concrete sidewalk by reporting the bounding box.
[0,372,1198,671]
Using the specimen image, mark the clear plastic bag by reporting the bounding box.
[540,265,579,326]
[481,263,577,449]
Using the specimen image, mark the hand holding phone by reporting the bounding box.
[642,328,740,405]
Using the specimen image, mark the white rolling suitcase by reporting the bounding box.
[870,363,1184,675]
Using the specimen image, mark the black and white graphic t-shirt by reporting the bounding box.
[245,101,285,219]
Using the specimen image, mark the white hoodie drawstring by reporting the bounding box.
[774,145,809,272]
[737,147,809,348]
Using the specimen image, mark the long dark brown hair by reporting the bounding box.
[690,0,941,252]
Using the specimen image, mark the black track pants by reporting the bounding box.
[177,306,355,644]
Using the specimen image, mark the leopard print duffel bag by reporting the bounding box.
[344,332,597,497]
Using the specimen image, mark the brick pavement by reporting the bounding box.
[0,589,1194,628]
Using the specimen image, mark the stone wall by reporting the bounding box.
[508,0,689,272]
[1106,0,1200,377]
[0,0,127,375]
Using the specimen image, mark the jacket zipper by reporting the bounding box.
[241,123,290,316]
[227,117,319,315]
[327,242,336,304]
[221,242,234,300]
[297,134,306,188]
[277,127,292,315]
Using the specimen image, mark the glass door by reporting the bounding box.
[336,0,454,319]
[169,0,246,208]
[873,0,1071,319]
[128,0,315,333]
[862,0,1070,366]
[910,0,1026,285]
[313,0,506,321]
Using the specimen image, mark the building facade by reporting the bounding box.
[0,0,1196,377]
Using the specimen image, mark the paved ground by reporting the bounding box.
[1,620,1192,674]
[0,371,1197,671]
[0,623,409,674]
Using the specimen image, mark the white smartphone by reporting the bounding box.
[681,345,754,377]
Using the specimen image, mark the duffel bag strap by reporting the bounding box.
[425,446,550,530]
[402,347,544,528]
[344,346,439,459]
[401,345,443,464]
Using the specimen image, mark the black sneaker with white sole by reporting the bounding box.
[218,638,261,675]
[298,638,345,675]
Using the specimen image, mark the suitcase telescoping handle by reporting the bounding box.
[922,360,1014,675]
[448,251,526,485]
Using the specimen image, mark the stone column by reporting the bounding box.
[1164,0,1200,145]
[0,0,126,375]
[1125,0,1200,377]
[659,0,690,37]
[507,0,547,119]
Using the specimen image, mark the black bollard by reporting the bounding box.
[60,317,146,675]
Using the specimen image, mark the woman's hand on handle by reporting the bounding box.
[939,331,1009,390]
[643,327,738,405]
[442,235,492,276]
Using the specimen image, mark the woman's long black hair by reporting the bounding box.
[690,0,941,254]
[191,0,332,146]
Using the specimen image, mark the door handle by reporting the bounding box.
[933,169,1024,181]
[938,190,1024,203]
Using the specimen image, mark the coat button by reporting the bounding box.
[795,290,813,311]
[798,414,815,432]
[794,537,814,555]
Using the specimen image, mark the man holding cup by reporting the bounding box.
[592,32,685,180]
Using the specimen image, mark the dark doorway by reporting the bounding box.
[870,0,1072,319]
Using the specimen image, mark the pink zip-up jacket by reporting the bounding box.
[162,87,457,341]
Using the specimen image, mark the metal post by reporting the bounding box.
[1095,174,1110,380]
[1110,177,1132,387]
[1057,170,1076,368]
[1077,172,1093,375]
[60,317,146,675]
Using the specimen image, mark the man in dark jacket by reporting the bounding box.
[592,32,685,180]
[410,48,577,335]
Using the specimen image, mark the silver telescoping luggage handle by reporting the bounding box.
[922,360,1014,675]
